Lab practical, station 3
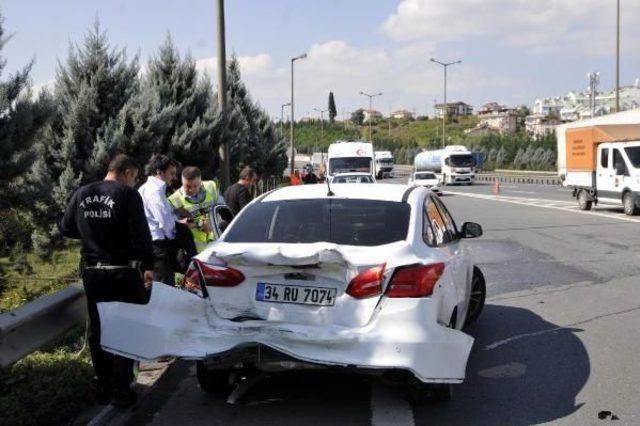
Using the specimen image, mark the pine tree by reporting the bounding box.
[29,22,139,256]
[0,13,53,209]
[328,92,337,123]
[106,34,223,176]
[225,56,287,179]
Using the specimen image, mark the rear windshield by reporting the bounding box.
[329,157,371,174]
[225,199,410,246]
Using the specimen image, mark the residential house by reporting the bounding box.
[525,114,562,138]
[363,109,383,123]
[391,109,415,120]
[434,102,473,119]
[467,102,518,135]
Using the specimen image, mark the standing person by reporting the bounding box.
[290,170,302,185]
[223,166,257,215]
[58,154,153,407]
[303,165,318,184]
[168,166,225,254]
[138,154,180,285]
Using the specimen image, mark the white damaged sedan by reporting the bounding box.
[98,183,486,400]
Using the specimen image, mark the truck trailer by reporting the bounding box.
[413,145,476,185]
[558,119,640,215]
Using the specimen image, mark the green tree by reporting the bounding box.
[29,22,139,256]
[104,34,223,176]
[328,91,337,123]
[351,108,364,126]
[225,56,287,179]
[0,14,53,210]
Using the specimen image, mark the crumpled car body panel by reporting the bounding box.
[99,283,474,383]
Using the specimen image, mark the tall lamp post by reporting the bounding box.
[216,0,230,189]
[616,0,621,112]
[280,102,291,137]
[430,58,461,148]
[314,108,327,149]
[290,53,307,175]
[359,91,383,143]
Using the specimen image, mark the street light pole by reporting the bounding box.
[359,91,383,143]
[216,0,230,189]
[290,53,307,175]
[616,0,620,112]
[280,102,291,137]
[430,58,461,148]
[314,108,327,149]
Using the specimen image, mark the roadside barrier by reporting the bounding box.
[0,283,86,368]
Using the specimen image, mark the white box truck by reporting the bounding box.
[413,145,476,185]
[327,141,375,178]
[556,116,640,215]
[374,151,395,179]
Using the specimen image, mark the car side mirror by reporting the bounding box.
[461,222,483,238]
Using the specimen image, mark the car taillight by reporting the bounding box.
[182,259,245,288]
[387,263,445,298]
[346,264,385,299]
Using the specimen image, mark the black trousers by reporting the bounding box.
[174,222,197,272]
[152,240,177,286]
[82,266,147,390]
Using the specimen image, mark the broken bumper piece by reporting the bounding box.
[98,283,474,383]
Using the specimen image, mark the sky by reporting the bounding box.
[2,0,640,119]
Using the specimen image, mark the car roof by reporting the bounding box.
[261,183,411,203]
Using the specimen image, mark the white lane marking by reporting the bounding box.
[446,191,640,223]
[508,190,536,194]
[370,382,414,426]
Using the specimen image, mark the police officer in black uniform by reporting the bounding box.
[59,154,154,407]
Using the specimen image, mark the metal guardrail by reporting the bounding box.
[0,283,86,368]
[475,174,561,185]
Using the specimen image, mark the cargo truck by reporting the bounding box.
[374,151,395,179]
[413,145,476,185]
[327,141,374,178]
[559,121,640,215]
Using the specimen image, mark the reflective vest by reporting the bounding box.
[168,181,220,253]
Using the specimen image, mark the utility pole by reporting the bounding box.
[216,0,230,189]
[280,102,291,137]
[430,58,461,148]
[588,72,600,118]
[359,91,383,143]
[616,0,621,112]
[290,53,307,175]
[314,108,327,149]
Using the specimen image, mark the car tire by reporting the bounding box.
[465,266,486,326]
[623,192,638,216]
[196,361,233,395]
[578,190,592,211]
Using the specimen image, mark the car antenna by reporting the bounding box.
[326,175,335,196]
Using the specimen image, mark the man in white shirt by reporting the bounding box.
[138,155,179,285]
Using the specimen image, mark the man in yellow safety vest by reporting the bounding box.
[168,166,224,253]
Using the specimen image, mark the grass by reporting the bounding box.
[0,245,95,426]
[0,245,80,313]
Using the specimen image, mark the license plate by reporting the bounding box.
[256,282,337,306]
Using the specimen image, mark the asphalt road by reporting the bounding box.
[123,179,640,426]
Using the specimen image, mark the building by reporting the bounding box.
[391,109,414,120]
[533,80,640,122]
[363,109,383,123]
[474,102,518,134]
[434,102,473,119]
[525,114,562,138]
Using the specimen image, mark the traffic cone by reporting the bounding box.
[493,179,500,194]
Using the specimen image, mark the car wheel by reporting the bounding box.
[196,361,233,395]
[578,190,592,211]
[623,192,638,216]
[465,266,486,326]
